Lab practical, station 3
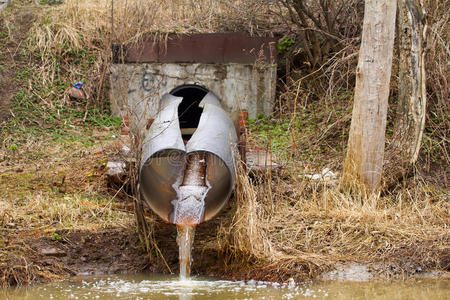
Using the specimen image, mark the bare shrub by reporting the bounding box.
[421,0,449,174]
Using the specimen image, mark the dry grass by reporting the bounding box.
[0,130,134,233]
[217,162,273,260]
[28,0,275,88]
[0,192,131,231]
[217,79,448,276]
[0,129,137,287]
[216,161,449,276]
[422,0,449,171]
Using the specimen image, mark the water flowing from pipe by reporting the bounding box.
[174,153,208,278]
[177,225,196,279]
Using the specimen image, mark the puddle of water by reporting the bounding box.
[1,274,448,300]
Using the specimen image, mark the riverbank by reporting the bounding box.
[1,0,448,288]
[1,127,448,286]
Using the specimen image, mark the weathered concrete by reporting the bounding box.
[110,62,276,137]
[0,0,11,12]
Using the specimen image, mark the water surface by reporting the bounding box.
[1,274,448,300]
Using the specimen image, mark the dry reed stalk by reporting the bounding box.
[217,162,275,260]
[29,0,275,60]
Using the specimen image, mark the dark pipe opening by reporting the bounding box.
[170,84,210,140]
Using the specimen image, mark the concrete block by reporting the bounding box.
[0,0,11,12]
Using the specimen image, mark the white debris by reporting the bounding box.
[287,278,296,289]
[303,168,337,181]
[121,145,131,155]
[105,161,126,177]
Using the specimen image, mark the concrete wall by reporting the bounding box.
[0,0,11,12]
[110,62,276,136]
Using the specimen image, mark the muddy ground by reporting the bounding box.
[5,204,448,287]
[3,203,313,287]
[5,172,448,286]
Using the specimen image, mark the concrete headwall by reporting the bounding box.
[0,0,11,12]
[110,62,276,136]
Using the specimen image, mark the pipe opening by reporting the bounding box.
[170,84,209,141]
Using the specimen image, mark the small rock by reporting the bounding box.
[68,87,87,100]
[321,263,372,282]
[105,161,127,185]
[303,168,337,181]
[105,161,126,176]
[40,247,66,257]
[287,277,296,289]
[246,150,282,176]
[439,255,450,271]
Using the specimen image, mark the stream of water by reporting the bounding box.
[1,274,448,300]
[173,153,208,279]
[177,225,196,279]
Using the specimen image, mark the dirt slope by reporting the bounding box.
[0,2,35,123]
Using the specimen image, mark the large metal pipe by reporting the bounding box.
[139,91,237,225]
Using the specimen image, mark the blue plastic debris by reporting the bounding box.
[74,82,83,89]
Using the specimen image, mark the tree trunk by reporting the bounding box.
[342,0,397,192]
[385,0,427,185]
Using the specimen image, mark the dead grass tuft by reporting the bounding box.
[217,162,273,260]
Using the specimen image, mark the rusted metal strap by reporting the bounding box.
[112,33,277,64]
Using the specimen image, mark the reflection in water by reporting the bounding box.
[1,274,449,300]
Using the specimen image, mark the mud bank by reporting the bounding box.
[2,211,448,288]
[1,214,310,287]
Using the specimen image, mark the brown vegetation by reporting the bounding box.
[0,0,448,288]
